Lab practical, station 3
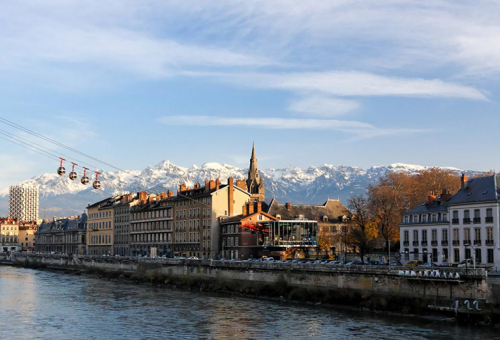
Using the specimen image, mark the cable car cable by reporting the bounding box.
[0,116,127,173]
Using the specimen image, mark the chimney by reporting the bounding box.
[461,173,468,190]
[216,179,220,190]
[209,180,216,190]
[427,193,437,204]
[285,202,291,210]
[228,178,234,216]
[242,203,248,216]
[167,190,173,198]
[236,179,246,190]
[139,191,148,202]
[180,183,187,192]
[248,202,254,214]
[205,180,210,192]
[440,189,452,202]
[257,202,262,213]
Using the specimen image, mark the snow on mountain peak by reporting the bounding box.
[0,160,483,217]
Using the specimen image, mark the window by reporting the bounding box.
[487,227,493,241]
[488,249,494,264]
[465,248,471,260]
[404,230,409,242]
[475,228,481,241]
[486,208,493,222]
[453,229,459,245]
[464,228,470,241]
[422,215,427,223]
[422,230,427,242]
[475,249,482,264]
[431,229,437,241]
[442,229,448,242]
[454,249,460,263]
[413,230,418,243]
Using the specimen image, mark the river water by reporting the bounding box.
[0,266,498,340]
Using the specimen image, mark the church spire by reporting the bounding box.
[246,143,265,202]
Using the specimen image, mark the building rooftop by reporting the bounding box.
[267,199,350,222]
[446,175,500,205]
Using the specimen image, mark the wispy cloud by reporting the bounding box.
[159,115,428,139]
[203,71,486,100]
[289,95,360,117]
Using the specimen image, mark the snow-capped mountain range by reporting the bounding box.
[0,161,481,218]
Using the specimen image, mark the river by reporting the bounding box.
[0,266,497,340]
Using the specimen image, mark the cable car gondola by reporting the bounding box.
[93,172,101,189]
[57,157,66,176]
[81,167,90,185]
[69,162,78,180]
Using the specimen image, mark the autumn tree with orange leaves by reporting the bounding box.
[347,195,378,261]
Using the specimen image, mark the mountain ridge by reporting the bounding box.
[0,161,482,218]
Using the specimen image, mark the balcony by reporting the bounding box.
[486,239,494,246]
[474,240,482,246]
[452,219,459,224]
[453,240,460,246]
[473,217,481,224]
[441,240,448,246]
[412,241,419,246]
[403,241,409,246]
[421,241,428,246]
[431,241,438,246]
[463,240,471,246]
[486,217,494,223]
[463,218,471,224]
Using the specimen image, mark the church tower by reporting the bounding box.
[246,143,265,202]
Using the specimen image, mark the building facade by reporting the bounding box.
[87,197,117,255]
[220,201,277,260]
[0,217,19,252]
[18,221,37,252]
[400,174,500,268]
[130,192,174,257]
[9,185,39,222]
[35,214,87,254]
[267,199,351,258]
[172,178,251,259]
[113,193,139,256]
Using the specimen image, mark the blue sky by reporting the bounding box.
[0,1,499,188]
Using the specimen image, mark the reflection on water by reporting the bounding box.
[0,267,497,340]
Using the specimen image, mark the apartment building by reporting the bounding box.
[9,185,38,222]
[172,178,251,259]
[113,193,139,256]
[400,174,500,268]
[220,201,277,260]
[36,215,87,254]
[130,192,174,257]
[87,196,117,255]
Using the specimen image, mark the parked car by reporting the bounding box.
[366,260,381,266]
[346,261,364,266]
[420,262,438,267]
[387,261,403,266]
[405,260,423,267]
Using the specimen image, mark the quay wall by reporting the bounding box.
[1,253,498,318]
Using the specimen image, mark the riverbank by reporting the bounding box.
[1,253,497,323]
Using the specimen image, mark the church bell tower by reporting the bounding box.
[246,143,265,202]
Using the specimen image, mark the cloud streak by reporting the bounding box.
[204,71,486,100]
[289,95,360,117]
[159,115,428,139]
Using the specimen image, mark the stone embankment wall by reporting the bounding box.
[1,253,498,319]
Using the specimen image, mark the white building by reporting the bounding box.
[9,185,39,222]
[400,174,500,268]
